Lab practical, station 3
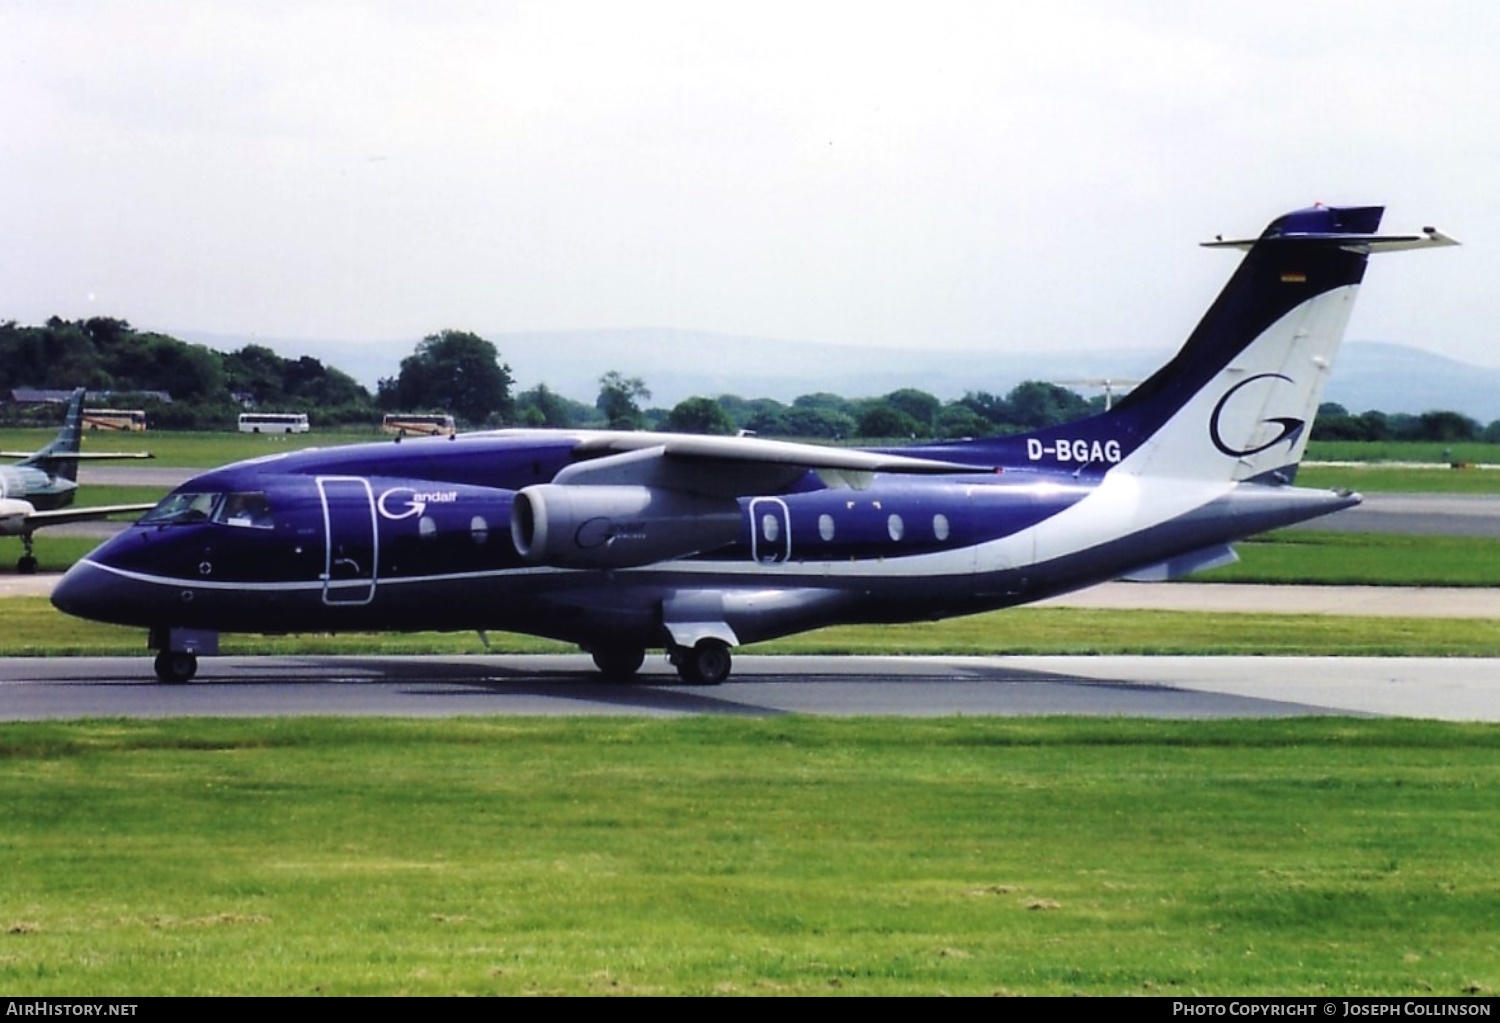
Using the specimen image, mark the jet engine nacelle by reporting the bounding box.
[511,484,741,570]
[0,498,36,536]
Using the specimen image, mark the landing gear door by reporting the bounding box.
[317,476,378,605]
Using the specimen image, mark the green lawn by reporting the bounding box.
[6,597,1499,658]
[6,438,1498,998]
[0,717,1494,996]
[1298,464,1500,494]
[1198,531,1500,587]
[1305,439,1500,464]
[0,426,377,468]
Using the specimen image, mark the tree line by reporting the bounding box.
[3,317,1498,443]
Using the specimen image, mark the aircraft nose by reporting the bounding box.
[51,558,121,624]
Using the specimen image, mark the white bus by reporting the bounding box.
[83,408,147,431]
[238,412,310,434]
[382,413,456,437]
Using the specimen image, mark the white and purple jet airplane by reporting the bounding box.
[52,205,1456,684]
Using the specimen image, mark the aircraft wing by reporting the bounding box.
[0,451,153,461]
[22,503,156,533]
[551,430,995,496]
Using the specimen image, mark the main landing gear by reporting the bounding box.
[586,639,734,685]
[153,650,198,684]
[17,532,37,574]
[670,639,733,686]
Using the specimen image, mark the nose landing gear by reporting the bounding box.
[153,650,198,684]
[148,627,217,684]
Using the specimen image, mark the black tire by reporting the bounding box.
[591,647,646,679]
[154,650,198,684]
[675,639,732,686]
[17,555,37,575]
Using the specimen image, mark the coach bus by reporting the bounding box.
[82,408,147,431]
[237,412,310,434]
[381,413,456,437]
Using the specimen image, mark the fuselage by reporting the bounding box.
[51,430,1354,649]
[0,464,77,511]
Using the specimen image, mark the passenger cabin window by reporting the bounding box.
[887,514,904,542]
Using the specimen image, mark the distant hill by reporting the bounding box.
[1315,341,1500,422]
[184,328,1500,423]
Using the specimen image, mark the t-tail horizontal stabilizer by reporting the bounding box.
[963,205,1457,485]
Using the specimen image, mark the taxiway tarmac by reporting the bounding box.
[1,654,1497,721]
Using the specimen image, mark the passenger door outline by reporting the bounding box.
[317,476,378,605]
[749,497,791,564]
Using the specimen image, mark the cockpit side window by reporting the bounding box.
[140,492,224,525]
[215,492,274,529]
[140,491,275,528]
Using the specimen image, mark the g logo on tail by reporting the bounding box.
[1208,373,1306,457]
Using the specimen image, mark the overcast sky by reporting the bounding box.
[2,0,1496,379]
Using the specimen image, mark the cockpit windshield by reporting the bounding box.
[140,491,274,528]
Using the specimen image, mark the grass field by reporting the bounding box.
[1304,439,1500,465]
[5,596,1499,658]
[0,426,374,468]
[5,435,1499,997]
[1198,531,1500,587]
[1298,464,1500,494]
[0,717,1494,996]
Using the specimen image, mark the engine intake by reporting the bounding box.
[511,485,740,569]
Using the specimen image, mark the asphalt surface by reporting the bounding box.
[2,654,1497,721]
[1292,491,1500,538]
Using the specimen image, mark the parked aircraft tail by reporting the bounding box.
[18,388,87,483]
[949,206,1457,482]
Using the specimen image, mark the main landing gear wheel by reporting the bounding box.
[591,647,646,680]
[16,555,37,574]
[674,639,732,686]
[154,650,198,684]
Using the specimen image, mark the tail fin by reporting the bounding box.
[19,388,86,482]
[963,206,1457,482]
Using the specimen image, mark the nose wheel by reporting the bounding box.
[671,639,733,686]
[153,650,198,684]
[590,646,646,680]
